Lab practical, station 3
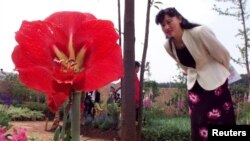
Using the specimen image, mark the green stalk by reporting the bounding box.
[71,91,81,141]
[60,99,69,139]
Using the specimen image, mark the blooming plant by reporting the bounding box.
[0,127,6,141]
[11,11,124,141]
[0,127,28,141]
[143,96,152,109]
[11,12,124,112]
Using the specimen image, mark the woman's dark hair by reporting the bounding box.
[94,90,101,103]
[135,61,140,67]
[155,7,199,29]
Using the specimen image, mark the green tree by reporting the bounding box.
[144,80,160,98]
[213,0,250,95]
[144,62,151,81]
[138,1,162,140]
[4,73,44,103]
[121,0,136,140]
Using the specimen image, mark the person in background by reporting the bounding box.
[107,86,116,104]
[93,90,103,117]
[107,86,121,105]
[155,7,236,141]
[84,91,95,118]
[134,61,140,122]
[80,92,86,125]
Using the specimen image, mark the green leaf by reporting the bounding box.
[154,1,163,4]
[53,126,61,141]
[153,5,159,9]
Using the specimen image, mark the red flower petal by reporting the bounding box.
[43,12,96,57]
[45,12,96,37]
[46,81,71,112]
[47,91,68,113]
[12,46,36,69]
[15,67,54,94]
[15,21,56,68]
[12,12,124,112]
[71,20,123,91]
[75,20,119,64]
[12,46,54,93]
[73,44,124,91]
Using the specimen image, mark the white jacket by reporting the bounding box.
[164,25,230,90]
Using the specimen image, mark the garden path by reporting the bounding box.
[10,121,117,141]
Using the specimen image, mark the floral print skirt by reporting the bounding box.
[188,80,236,141]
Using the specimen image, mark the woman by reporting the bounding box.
[155,7,236,141]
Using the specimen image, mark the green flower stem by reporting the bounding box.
[71,91,81,141]
[60,99,69,139]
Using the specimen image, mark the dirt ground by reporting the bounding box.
[10,121,118,141]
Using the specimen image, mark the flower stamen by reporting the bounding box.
[53,35,86,73]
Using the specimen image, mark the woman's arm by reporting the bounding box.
[199,26,230,69]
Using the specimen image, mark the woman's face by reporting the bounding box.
[135,66,140,73]
[160,15,182,38]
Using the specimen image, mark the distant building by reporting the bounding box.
[0,68,6,80]
[0,69,8,93]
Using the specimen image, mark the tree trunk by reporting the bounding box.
[121,0,136,140]
[238,0,250,96]
[214,0,250,95]
[71,91,81,141]
[137,0,151,140]
[117,0,122,46]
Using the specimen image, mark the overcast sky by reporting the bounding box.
[0,0,249,83]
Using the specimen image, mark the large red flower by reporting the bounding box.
[11,12,124,112]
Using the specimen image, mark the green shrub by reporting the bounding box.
[107,102,120,128]
[92,114,113,131]
[99,117,113,131]
[21,102,48,111]
[142,117,191,141]
[143,106,165,120]
[0,110,10,128]
[0,104,44,121]
[237,102,250,124]
[142,108,191,141]
[83,115,93,128]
